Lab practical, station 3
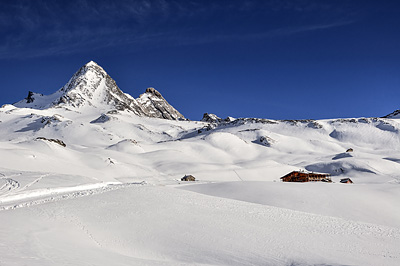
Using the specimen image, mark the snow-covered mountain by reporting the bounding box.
[14,61,185,120]
[1,62,400,266]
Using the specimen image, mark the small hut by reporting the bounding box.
[280,171,331,183]
[340,178,353,184]
[181,175,196,181]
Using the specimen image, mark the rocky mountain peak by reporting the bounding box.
[85,60,101,68]
[59,60,107,94]
[13,61,185,120]
[138,87,185,120]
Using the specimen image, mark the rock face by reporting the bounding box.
[202,113,222,123]
[383,109,400,118]
[137,87,185,120]
[14,61,185,120]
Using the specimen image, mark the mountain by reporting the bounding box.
[13,61,185,120]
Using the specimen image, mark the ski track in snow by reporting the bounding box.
[19,173,48,190]
[0,177,20,195]
[0,181,147,211]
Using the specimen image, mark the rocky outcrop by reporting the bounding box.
[137,87,185,120]
[202,113,222,123]
[383,109,400,118]
[36,137,66,147]
[259,136,275,147]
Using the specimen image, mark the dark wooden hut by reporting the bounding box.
[280,171,331,183]
[340,178,353,184]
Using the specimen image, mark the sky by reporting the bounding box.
[1,0,400,120]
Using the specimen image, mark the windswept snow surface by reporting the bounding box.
[1,62,400,265]
[1,185,399,266]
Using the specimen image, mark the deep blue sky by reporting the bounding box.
[1,0,399,120]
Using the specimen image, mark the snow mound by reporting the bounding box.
[306,160,376,177]
[203,132,257,159]
[332,152,353,160]
[107,139,144,153]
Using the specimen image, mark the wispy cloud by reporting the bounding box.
[0,0,360,59]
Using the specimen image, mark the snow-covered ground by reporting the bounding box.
[1,185,399,266]
[1,62,400,265]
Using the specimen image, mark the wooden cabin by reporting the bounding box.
[181,175,196,181]
[280,171,331,183]
[340,178,353,184]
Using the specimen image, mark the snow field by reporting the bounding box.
[1,185,399,266]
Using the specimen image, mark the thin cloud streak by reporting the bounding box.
[155,20,355,49]
[0,0,359,59]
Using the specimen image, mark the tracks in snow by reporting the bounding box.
[0,178,20,193]
[0,174,21,196]
[0,181,147,211]
[0,173,47,197]
[20,174,49,191]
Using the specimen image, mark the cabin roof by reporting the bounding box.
[280,171,330,179]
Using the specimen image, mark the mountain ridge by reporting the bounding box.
[13,61,186,120]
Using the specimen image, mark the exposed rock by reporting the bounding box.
[382,109,400,118]
[224,116,236,122]
[202,113,222,123]
[331,118,358,124]
[41,115,63,125]
[36,137,66,147]
[107,110,119,115]
[197,123,217,134]
[137,87,186,120]
[181,175,195,181]
[259,136,275,147]
[282,119,323,129]
[230,118,278,126]
[26,91,35,103]
[145,87,162,97]
[91,114,112,123]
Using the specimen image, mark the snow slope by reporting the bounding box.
[1,62,400,265]
[1,185,399,266]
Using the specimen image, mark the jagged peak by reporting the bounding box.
[138,87,186,120]
[81,61,107,75]
[12,62,186,120]
[85,60,100,67]
[59,61,108,95]
[202,113,222,123]
[70,61,106,81]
